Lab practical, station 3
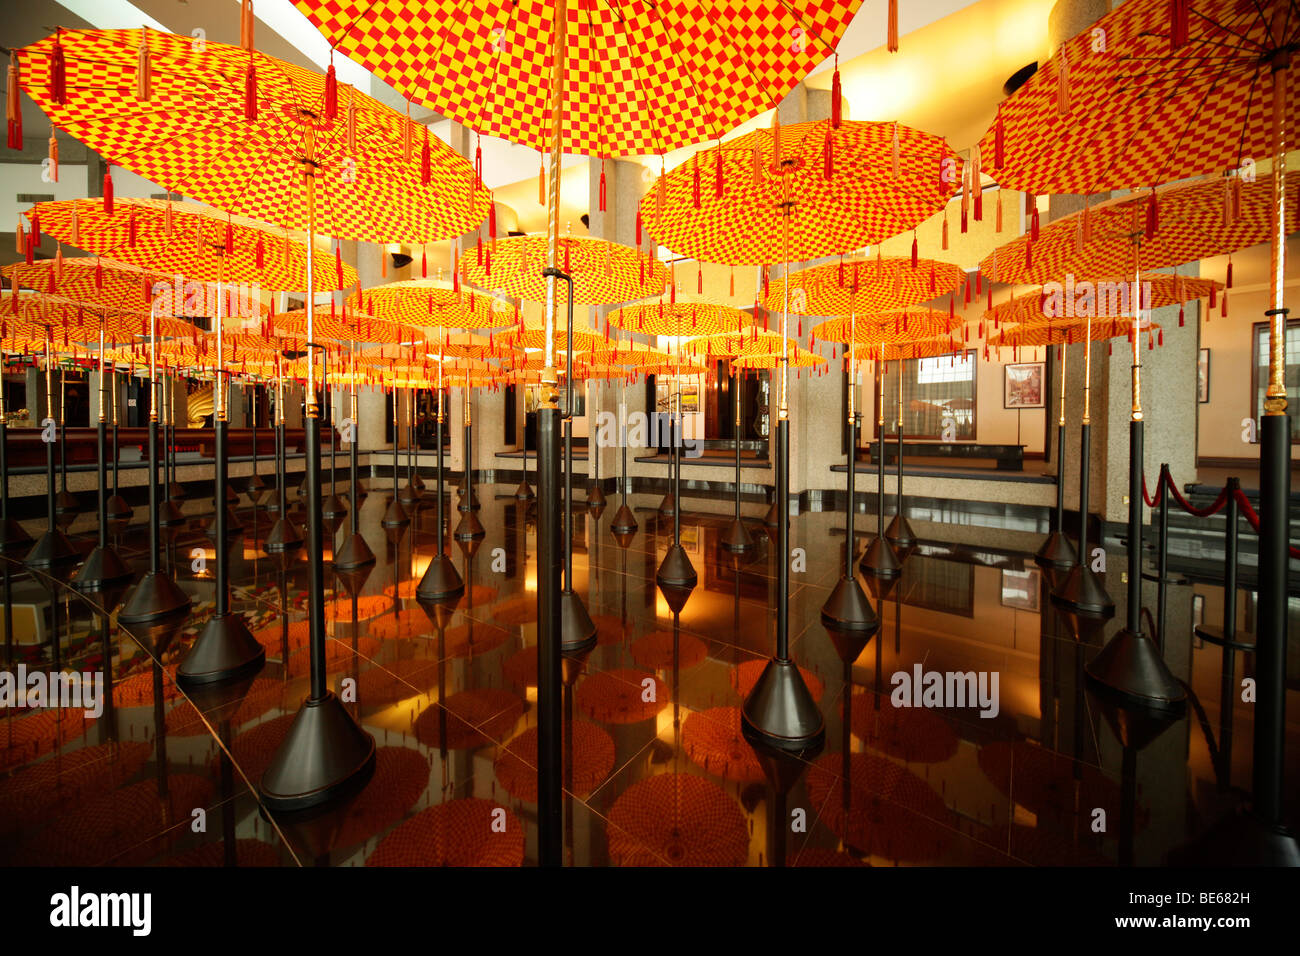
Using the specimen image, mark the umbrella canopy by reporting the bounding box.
[977,0,1298,193]
[982,273,1221,332]
[978,172,1300,287]
[494,721,616,803]
[607,300,753,338]
[643,120,963,264]
[352,279,511,331]
[768,255,966,316]
[27,198,353,291]
[732,338,826,369]
[3,257,168,313]
[495,315,605,353]
[14,27,487,243]
[273,307,413,345]
[986,316,1159,352]
[606,772,749,866]
[3,294,197,350]
[461,235,669,305]
[291,0,863,157]
[365,799,524,866]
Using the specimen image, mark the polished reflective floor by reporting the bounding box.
[2,477,1296,866]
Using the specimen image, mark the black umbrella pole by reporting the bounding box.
[350,425,360,535]
[1055,422,1068,531]
[845,416,855,577]
[215,419,229,616]
[776,418,789,660]
[1125,418,1143,635]
[563,416,572,590]
[305,416,327,700]
[537,403,562,866]
[148,420,160,573]
[1254,410,1289,826]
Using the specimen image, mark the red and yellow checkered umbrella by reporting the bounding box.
[274,307,414,346]
[13,27,487,243]
[461,235,669,306]
[768,255,965,316]
[979,172,1300,287]
[977,0,1298,194]
[732,337,825,370]
[3,257,165,312]
[987,316,1161,357]
[292,0,863,159]
[350,279,510,331]
[811,307,964,355]
[495,315,605,353]
[2,293,197,351]
[27,198,353,292]
[643,119,963,264]
[607,300,751,337]
[982,273,1222,334]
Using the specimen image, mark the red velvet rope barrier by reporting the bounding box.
[1141,469,1300,558]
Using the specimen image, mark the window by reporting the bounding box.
[1250,319,1300,442]
[877,350,977,440]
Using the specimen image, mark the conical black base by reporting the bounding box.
[71,544,134,592]
[457,490,481,512]
[764,498,781,527]
[265,517,305,553]
[587,485,606,508]
[105,495,132,523]
[515,481,534,500]
[24,529,78,569]
[1052,562,1115,616]
[381,499,409,528]
[225,484,240,505]
[1035,530,1079,570]
[398,481,422,505]
[886,514,916,548]
[658,493,676,515]
[821,574,880,632]
[453,510,485,540]
[168,482,188,504]
[0,517,33,552]
[740,658,825,753]
[416,552,464,601]
[259,691,376,813]
[721,517,753,552]
[333,531,375,569]
[159,500,186,527]
[560,588,598,654]
[656,542,697,588]
[1085,627,1187,709]
[54,489,80,520]
[609,504,638,534]
[858,535,901,579]
[206,507,243,540]
[177,613,266,686]
[118,570,191,624]
[321,494,348,519]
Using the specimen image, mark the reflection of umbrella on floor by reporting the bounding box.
[332,747,430,850]
[492,595,537,627]
[590,613,629,646]
[354,659,439,709]
[607,773,749,866]
[495,722,615,803]
[575,669,665,725]
[850,692,959,764]
[9,774,213,866]
[112,670,183,708]
[977,740,1126,823]
[631,630,706,671]
[413,689,524,751]
[165,677,291,737]
[806,753,953,864]
[732,660,822,703]
[225,714,298,783]
[162,839,283,867]
[365,798,524,866]
[442,622,508,660]
[502,647,537,693]
[367,610,429,642]
[0,741,151,838]
[683,707,764,784]
[0,708,92,771]
[326,595,390,623]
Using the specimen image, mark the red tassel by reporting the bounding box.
[729,269,735,297]
[335,245,343,288]
[1145,189,1158,240]
[1209,285,1217,309]
[887,0,899,52]
[488,203,497,241]
[421,134,431,185]
[1226,258,1233,289]
[1025,240,1033,270]
[635,209,642,247]
[7,54,23,151]
[715,146,724,198]
[830,64,842,128]
[50,32,66,105]
[823,129,833,179]
[1178,304,1185,327]
[1221,291,1228,318]
[599,160,607,212]
[692,155,700,209]
[564,241,570,273]
[697,266,702,294]
[102,168,114,215]
[941,211,949,250]
[1170,0,1190,49]
[1030,206,1040,241]
[225,219,234,254]
[244,60,258,121]
[325,60,338,120]
[994,113,1004,170]
[256,237,264,269]
[421,249,427,277]
[1158,329,1164,347]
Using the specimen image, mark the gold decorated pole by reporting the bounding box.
[1265,61,1289,419]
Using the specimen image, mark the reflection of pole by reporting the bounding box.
[1125,252,1144,639]
[536,0,568,869]
[775,203,790,662]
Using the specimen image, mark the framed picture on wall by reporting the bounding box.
[679,383,700,412]
[1198,348,1210,403]
[1004,362,1045,409]
[1000,568,1040,611]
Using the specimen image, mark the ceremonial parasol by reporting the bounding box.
[575,669,666,725]
[606,772,749,866]
[296,0,862,866]
[788,255,963,631]
[644,113,961,754]
[682,706,765,784]
[365,798,524,866]
[495,721,615,803]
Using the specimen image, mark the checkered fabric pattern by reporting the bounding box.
[294,0,861,157]
[987,317,1158,350]
[1,292,197,348]
[349,280,511,330]
[683,328,784,358]
[3,258,167,314]
[979,172,1300,286]
[731,337,825,368]
[461,235,670,305]
[643,119,963,264]
[27,198,355,292]
[273,307,415,345]
[766,256,966,315]
[976,0,1298,193]
[810,308,962,348]
[16,28,488,243]
[982,273,1221,329]
[494,314,605,352]
[606,300,749,336]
